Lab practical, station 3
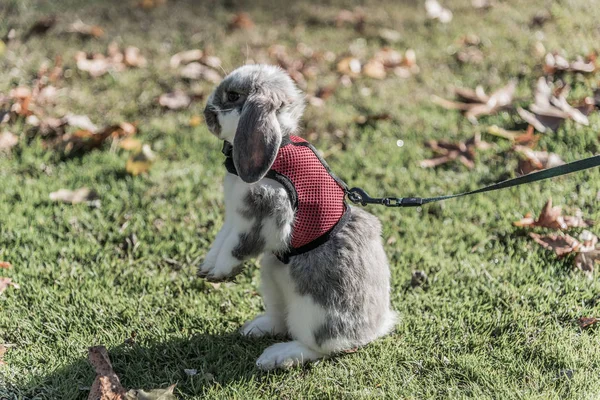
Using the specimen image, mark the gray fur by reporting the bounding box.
[233,182,294,260]
[288,207,392,347]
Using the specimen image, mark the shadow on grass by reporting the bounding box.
[14,333,280,399]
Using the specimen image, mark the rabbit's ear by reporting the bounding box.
[233,93,282,183]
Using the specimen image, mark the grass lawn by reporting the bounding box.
[1,0,600,398]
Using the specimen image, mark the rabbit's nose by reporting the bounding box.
[203,106,220,135]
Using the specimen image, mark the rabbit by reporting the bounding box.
[200,64,397,370]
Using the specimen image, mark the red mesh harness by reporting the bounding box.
[224,135,351,263]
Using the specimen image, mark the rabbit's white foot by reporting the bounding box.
[241,314,287,337]
[256,341,324,370]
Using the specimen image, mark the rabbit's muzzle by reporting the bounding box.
[203,105,221,136]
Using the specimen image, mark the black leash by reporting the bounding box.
[346,154,600,207]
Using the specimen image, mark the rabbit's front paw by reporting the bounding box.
[200,253,243,282]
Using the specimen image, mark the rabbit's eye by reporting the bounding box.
[226,92,240,102]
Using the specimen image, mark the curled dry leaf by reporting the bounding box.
[170,49,203,69]
[76,44,145,77]
[486,125,539,148]
[180,62,221,83]
[425,0,453,23]
[159,91,191,110]
[0,277,19,295]
[49,188,99,204]
[529,232,580,257]
[228,13,254,30]
[87,346,176,400]
[514,198,593,229]
[420,132,491,169]
[578,317,599,329]
[0,262,11,269]
[337,57,361,77]
[432,81,516,123]
[513,145,564,175]
[518,78,592,132]
[67,20,104,38]
[0,131,18,152]
[574,250,600,273]
[544,52,596,75]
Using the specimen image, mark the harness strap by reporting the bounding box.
[346,154,600,207]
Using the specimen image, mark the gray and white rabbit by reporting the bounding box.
[200,64,396,370]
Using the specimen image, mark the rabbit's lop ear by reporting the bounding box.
[233,92,282,183]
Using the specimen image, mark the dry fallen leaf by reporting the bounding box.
[432,81,516,123]
[486,125,539,148]
[137,0,166,9]
[420,132,491,169]
[87,346,176,400]
[159,91,191,110]
[544,52,596,75]
[180,62,221,83]
[337,57,361,77]
[228,13,254,30]
[426,0,453,23]
[518,78,592,132]
[574,250,600,273]
[513,145,565,175]
[529,232,580,257]
[0,262,11,269]
[189,115,203,127]
[0,277,19,295]
[126,145,155,176]
[67,20,104,38]
[514,198,593,229]
[76,44,145,77]
[0,131,18,153]
[578,317,599,329]
[50,188,99,204]
[170,49,203,69]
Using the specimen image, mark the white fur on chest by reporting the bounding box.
[217,110,240,143]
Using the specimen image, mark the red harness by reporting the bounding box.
[224,135,350,263]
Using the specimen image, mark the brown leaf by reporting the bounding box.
[544,52,596,75]
[159,91,191,110]
[514,146,565,175]
[124,47,147,68]
[433,82,515,123]
[138,0,166,9]
[337,57,361,77]
[362,60,386,79]
[574,250,600,273]
[0,131,18,152]
[514,198,593,229]
[0,262,11,269]
[0,277,19,295]
[67,20,104,38]
[228,13,254,30]
[170,49,203,69]
[578,317,599,329]
[529,232,580,257]
[420,133,491,169]
[335,8,365,32]
[87,346,126,400]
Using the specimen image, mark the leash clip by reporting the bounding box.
[347,187,418,208]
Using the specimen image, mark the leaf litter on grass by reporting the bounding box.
[514,198,593,229]
[420,132,492,169]
[87,346,176,400]
[432,81,516,123]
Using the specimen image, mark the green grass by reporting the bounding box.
[1,0,600,398]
